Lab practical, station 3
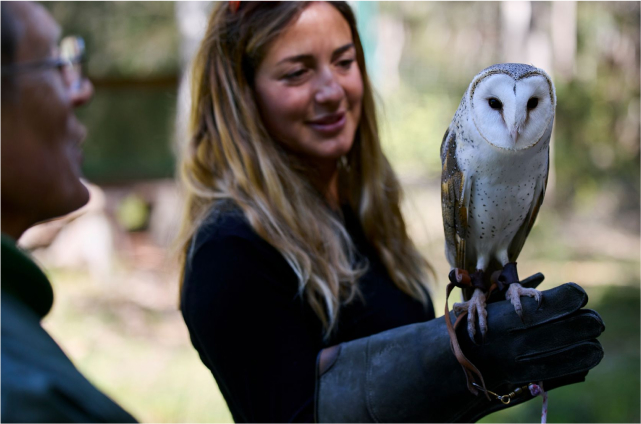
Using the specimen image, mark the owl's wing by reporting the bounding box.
[441,128,470,271]
[507,151,550,262]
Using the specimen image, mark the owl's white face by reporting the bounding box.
[470,73,555,151]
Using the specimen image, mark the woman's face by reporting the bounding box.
[254,2,363,171]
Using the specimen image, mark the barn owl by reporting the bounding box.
[441,63,556,341]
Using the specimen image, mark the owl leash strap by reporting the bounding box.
[444,277,492,401]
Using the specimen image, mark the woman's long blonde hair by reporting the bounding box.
[178,1,434,337]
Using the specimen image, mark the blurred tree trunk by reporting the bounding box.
[551,1,577,82]
[373,13,405,95]
[501,1,557,203]
[163,1,212,247]
[174,1,212,158]
[501,1,532,63]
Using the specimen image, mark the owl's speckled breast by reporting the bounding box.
[456,127,549,266]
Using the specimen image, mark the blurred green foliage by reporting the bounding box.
[76,88,177,182]
[116,194,150,231]
[379,86,459,177]
[379,1,502,94]
[45,2,179,78]
[377,2,639,220]
[44,2,180,183]
[555,2,639,216]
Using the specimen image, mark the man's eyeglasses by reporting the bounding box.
[1,36,86,91]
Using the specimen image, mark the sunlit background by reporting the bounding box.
[21,1,639,422]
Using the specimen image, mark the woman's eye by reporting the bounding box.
[283,69,307,81]
[488,98,503,109]
[337,59,355,70]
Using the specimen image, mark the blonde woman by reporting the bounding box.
[178,2,604,422]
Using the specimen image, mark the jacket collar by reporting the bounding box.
[1,232,54,318]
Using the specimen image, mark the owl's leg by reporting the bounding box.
[453,269,488,342]
[496,253,543,319]
[493,252,519,287]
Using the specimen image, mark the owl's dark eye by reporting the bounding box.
[488,98,503,109]
[527,97,539,109]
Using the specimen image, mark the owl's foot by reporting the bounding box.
[495,262,520,290]
[453,288,487,342]
[506,282,542,320]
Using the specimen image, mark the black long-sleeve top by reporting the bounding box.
[180,202,435,423]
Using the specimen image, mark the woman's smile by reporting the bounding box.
[306,111,346,135]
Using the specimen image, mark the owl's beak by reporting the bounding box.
[510,127,519,145]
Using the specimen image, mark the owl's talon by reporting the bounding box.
[506,283,542,318]
[454,288,487,343]
[453,302,468,316]
[467,304,476,339]
[477,302,488,341]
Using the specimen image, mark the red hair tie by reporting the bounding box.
[229,1,240,13]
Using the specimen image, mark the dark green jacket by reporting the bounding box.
[1,233,137,423]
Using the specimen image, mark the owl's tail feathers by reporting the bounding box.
[445,275,491,400]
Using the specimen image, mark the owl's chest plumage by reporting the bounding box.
[454,119,548,262]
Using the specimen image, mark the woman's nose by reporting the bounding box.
[314,71,344,105]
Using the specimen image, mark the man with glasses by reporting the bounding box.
[1,2,136,421]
